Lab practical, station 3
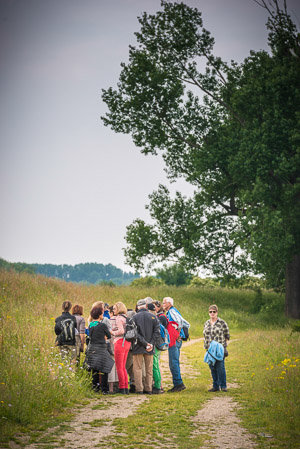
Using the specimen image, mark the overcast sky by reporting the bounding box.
[1,0,299,272]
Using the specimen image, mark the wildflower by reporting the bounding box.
[289,365,297,368]
[266,367,269,370]
[0,401,4,404]
[251,373,255,378]
[8,404,12,407]
[281,371,286,375]
[6,316,11,319]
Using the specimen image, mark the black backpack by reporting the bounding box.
[121,315,138,343]
[59,318,75,344]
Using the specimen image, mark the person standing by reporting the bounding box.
[152,300,168,394]
[162,296,190,392]
[203,304,230,392]
[85,305,114,393]
[55,301,77,363]
[72,304,86,362]
[110,302,131,394]
[132,298,161,394]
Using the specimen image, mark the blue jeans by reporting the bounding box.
[168,340,183,387]
[210,359,226,390]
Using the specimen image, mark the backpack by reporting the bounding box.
[59,318,75,343]
[155,323,170,351]
[122,315,138,343]
[181,326,190,341]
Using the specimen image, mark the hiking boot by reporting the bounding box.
[152,387,164,394]
[168,383,186,393]
[208,387,220,392]
[129,385,136,393]
[221,388,227,392]
[143,390,152,395]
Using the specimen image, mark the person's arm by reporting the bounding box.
[103,323,112,340]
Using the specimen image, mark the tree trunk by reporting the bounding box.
[285,254,300,319]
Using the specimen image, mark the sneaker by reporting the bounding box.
[208,388,219,392]
[152,387,164,394]
[221,388,227,392]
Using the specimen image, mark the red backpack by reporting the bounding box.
[166,320,180,347]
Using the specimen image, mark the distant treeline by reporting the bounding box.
[0,258,139,286]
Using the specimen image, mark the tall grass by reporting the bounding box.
[0,270,287,444]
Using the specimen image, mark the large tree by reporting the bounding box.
[102,1,300,318]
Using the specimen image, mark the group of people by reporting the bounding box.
[54,298,230,394]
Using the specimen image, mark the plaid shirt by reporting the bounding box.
[203,317,230,350]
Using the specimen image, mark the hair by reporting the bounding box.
[163,296,174,306]
[144,296,153,304]
[114,301,127,315]
[209,304,218,312]
[62,301,72,312]
[90,305,104,320]
[88,301,104,324]
[72,304,83,315]
[109,305,114,315]
[154,300,163,313]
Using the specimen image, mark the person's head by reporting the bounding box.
[88,301,104,324]
[153,300,163,313]
[113,301,127,315]
[90,305,104,320]
[109,305,114,317]
[62,301,72,312]
[104,303,110,310]
[208,304,218,319]
[136,298,147,310]
[144,296,153,304]
[162,297,173,312]
[72,304,83,315]
[147,303,156,314]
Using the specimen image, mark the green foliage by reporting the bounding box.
[0,270,289,443]
[188,276,220,288]
[130,275,165,287]
[102,1,300,314]
[0,258,139,285]
[156,263,192,286]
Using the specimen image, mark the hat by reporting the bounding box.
[137,298,147,307]
[147,303,155,311]
[144,296,153,304]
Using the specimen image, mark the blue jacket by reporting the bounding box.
[204,340,224,366]
[166,306,190,339]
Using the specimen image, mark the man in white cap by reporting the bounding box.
[162,296,190,392]
[132,298,160,394]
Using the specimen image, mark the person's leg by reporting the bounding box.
[143,354,154,393]
[120,340,131,390]
[92,370,100,391]
[153,347,161,389]
[133,353,144,393]
[215,359,227,390]
[100,372,109,393]
[168,340,183,387]
[114,339,126,389]
[126,350,135,391]
[209,363,220,390]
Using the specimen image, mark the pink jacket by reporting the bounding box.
[110,315,126,344]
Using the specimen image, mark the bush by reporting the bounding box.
[130,276,165,287]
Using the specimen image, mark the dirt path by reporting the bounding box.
[8,338,258,449]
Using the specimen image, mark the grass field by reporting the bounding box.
[0,270,299,448]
